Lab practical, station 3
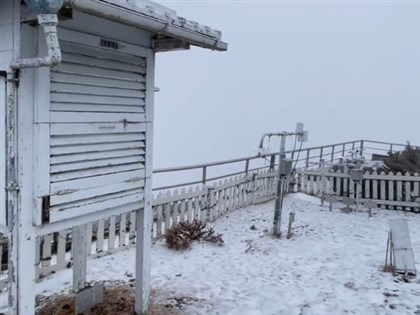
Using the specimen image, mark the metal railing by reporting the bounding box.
[152,140,414,192]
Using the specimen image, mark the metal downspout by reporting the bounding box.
[5,70,19,314]
[10,14,61,69]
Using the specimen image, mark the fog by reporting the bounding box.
[154,0,420,169]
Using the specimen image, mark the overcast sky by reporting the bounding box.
[153,0,420,169]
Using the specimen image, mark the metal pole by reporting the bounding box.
[6,71,19,315]
[320,159,325,205]
[202,166,207,185]
[354,180,359,212]
[287,212,295,239]
[245,159,250,175]
[269,155,276,171]
[305,149,310,169]
[273,135,286,237]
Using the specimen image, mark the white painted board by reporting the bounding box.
[0,77,6,227]
[389,219,416,275]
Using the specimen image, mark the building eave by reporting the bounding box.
[65,0,228,52]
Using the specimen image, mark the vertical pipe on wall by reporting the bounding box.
[6,70,19,315]
[0,76,6,230]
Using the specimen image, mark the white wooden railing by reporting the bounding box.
[0,139,417,291]
[299,169,420,210]
[1,168,278,289]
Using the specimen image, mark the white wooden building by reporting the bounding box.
[0,0,226,314]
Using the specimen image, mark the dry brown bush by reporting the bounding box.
[36,285,181,315]
[164,220,224,250]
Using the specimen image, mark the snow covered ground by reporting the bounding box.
[1,193,420,314]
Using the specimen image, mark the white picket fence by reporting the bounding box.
[0,169,277,290]
[299,169,420,210]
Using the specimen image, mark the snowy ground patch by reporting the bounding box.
[1,193,420,314]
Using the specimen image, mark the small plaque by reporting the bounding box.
[279,159,293,175]
[349,169,363,181]
[342,197,355,206]
[325,195,338,203]
[363,200,377,209]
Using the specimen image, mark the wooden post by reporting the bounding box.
[8,19,37,314]
[135,49,154,315]
[356,181,361,211]
[286,212,295,239]
[320,159,326,205]
[331,145,335,162]
[72,225,87,293]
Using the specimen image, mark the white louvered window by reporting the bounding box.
[43,29,148,223]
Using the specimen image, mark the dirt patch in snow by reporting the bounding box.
[36,284,181,315]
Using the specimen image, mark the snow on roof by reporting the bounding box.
[67,0,227,51]
[113,0,223,41]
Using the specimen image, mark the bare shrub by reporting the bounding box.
[36,284,182,315]
[164,220,224,250]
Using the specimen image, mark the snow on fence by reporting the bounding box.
[299,169,420,211]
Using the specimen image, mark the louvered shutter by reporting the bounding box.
[45,29,149,223]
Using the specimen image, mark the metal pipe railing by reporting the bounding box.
[151,140,416,192]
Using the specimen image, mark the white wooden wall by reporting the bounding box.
[0,0,15,70]
[0,0,15,228]
[0,0,19,299]
[0,76,5,228]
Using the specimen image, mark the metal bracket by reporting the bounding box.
[41,196,50,224]
[152,38,190,52]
